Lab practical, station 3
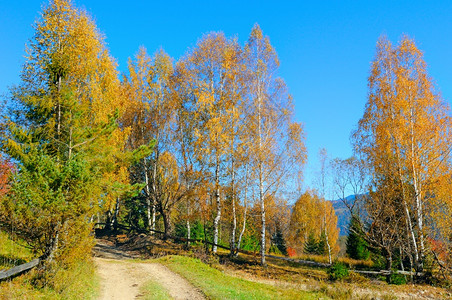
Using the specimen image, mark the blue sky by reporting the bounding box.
[2,0,452,192]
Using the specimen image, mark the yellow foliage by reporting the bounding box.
[289,190,339,255]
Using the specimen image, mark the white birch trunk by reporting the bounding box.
[213,156,221,253]
[323,208,332,264]
[230,156,237,255]
[236,165,249,254]
[410,107,424,270]
[143,161,153,233]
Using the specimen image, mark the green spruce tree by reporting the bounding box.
[304,231,318,254]
[316,231,327,255]
[271,223,288,255]
[346,215,370,260]
[0,0,130,273]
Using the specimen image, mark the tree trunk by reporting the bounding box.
[213,156,221,253]
[257,87,266,266]
[323,210,332,264]
[236,203,247,255]
[385,247,393,282]
[43,221,63,264]
[143,161,153,233]
[151,142,159,233]
[236,165,249,255]
[259,162,266,265]
[230,157,237,256]
[112,197,120,231]
[186,219,191,247]
[152,202,156,232]
[105,210,112,230]
[161,209,172,238]
[410,106,425,272]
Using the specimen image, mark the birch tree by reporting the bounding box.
[245,24,307,265]
[123,47,174,234]
[353,35,452,272]
[175,33,241,252]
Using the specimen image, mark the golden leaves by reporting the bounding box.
[288,190,339,255]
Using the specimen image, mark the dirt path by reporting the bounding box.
[94,240,205,300]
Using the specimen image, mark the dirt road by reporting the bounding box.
[94,240,205,300]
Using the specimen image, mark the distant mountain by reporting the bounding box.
[329,195,365,236]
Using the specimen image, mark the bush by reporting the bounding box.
[328,261,349,281]
[389,273,406,285]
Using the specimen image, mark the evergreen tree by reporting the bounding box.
[317,231,327,255]
[0,0,127,271]
[304,231,318,254]
[271,223,288,255]
[346,215,369,260]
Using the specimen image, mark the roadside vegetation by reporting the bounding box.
[0,232,99,299]
[157,255,323,300]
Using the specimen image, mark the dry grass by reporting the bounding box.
[292,253,374,269]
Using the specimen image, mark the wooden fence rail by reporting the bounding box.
[0,258,40,281]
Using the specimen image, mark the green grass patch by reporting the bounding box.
[0,231,34,269]
[157,255,326,300]
[141,278,172,300]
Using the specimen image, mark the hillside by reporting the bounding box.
[329,195,363,236]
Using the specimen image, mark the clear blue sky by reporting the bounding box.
[2,0,452,191]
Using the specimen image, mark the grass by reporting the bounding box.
[293,253,374,269]
[0,231,99,299]
[141,278,172,300]
[0,231,34,269]
[157,255,326,300]
[0,260,98,300]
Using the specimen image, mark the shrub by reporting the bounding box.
[389,273,406,285]
[328,261,349,281]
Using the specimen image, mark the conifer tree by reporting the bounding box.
[0,0,126,270]
[304,232,318,254]
[270,223,288,255]
[346,215,369,260]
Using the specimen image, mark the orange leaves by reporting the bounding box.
[354,35,452,268]
[0,156,13,198]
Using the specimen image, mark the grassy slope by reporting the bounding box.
[0,231,99,300]
[157,255,326,300]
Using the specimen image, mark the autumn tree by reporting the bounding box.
[174,33,244,251]
[245,24,306,265]
[315,148,333,263]
[123,47,176,235]
[288,190,339,256]
[353,35,452,272]
[0,0,126,275]
[0,155,12,198]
